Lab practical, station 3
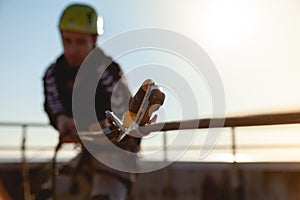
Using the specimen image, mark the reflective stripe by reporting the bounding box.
[44,64,65,114]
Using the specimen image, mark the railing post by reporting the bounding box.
[21,124,31,200]
[163,131,167,162]
[231,127,237,163]
[230,127,240,200]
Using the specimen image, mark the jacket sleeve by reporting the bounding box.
[95,61,131,121]
[43,64,65,128]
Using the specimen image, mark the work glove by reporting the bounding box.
[88,79,165,152]
[123,79,165,127]
[56,115,78,143]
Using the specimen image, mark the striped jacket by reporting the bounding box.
[43,50,130,130]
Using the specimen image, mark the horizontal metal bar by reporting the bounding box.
[0,143,299,152]
[1,111,300,131]
[0,146,55,151]
[0,122,49,127]
[139,111,300,134]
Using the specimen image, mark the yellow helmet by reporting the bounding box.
[59,4,98,35]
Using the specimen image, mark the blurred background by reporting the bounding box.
[1,0,300,199]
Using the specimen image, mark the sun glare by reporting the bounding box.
[199,1,256,46]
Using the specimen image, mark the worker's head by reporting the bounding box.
[59,4,99,67]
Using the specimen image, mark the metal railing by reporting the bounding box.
[1,111,300,163]
[0,122,56,161]
[1,112,300,200]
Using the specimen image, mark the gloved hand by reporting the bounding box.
[56,115,78,142]
[103,124,141,153]
[102,79,165,152]
[123,79,165,127]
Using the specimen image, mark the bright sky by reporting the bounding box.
[1,0,300,123]
[1,0,300,162]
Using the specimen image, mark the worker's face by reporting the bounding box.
[61,31,97,67]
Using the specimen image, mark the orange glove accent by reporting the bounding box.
[123,79,165,127]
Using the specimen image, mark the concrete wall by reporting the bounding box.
[133,162,300,200]
[2,162,300,200]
